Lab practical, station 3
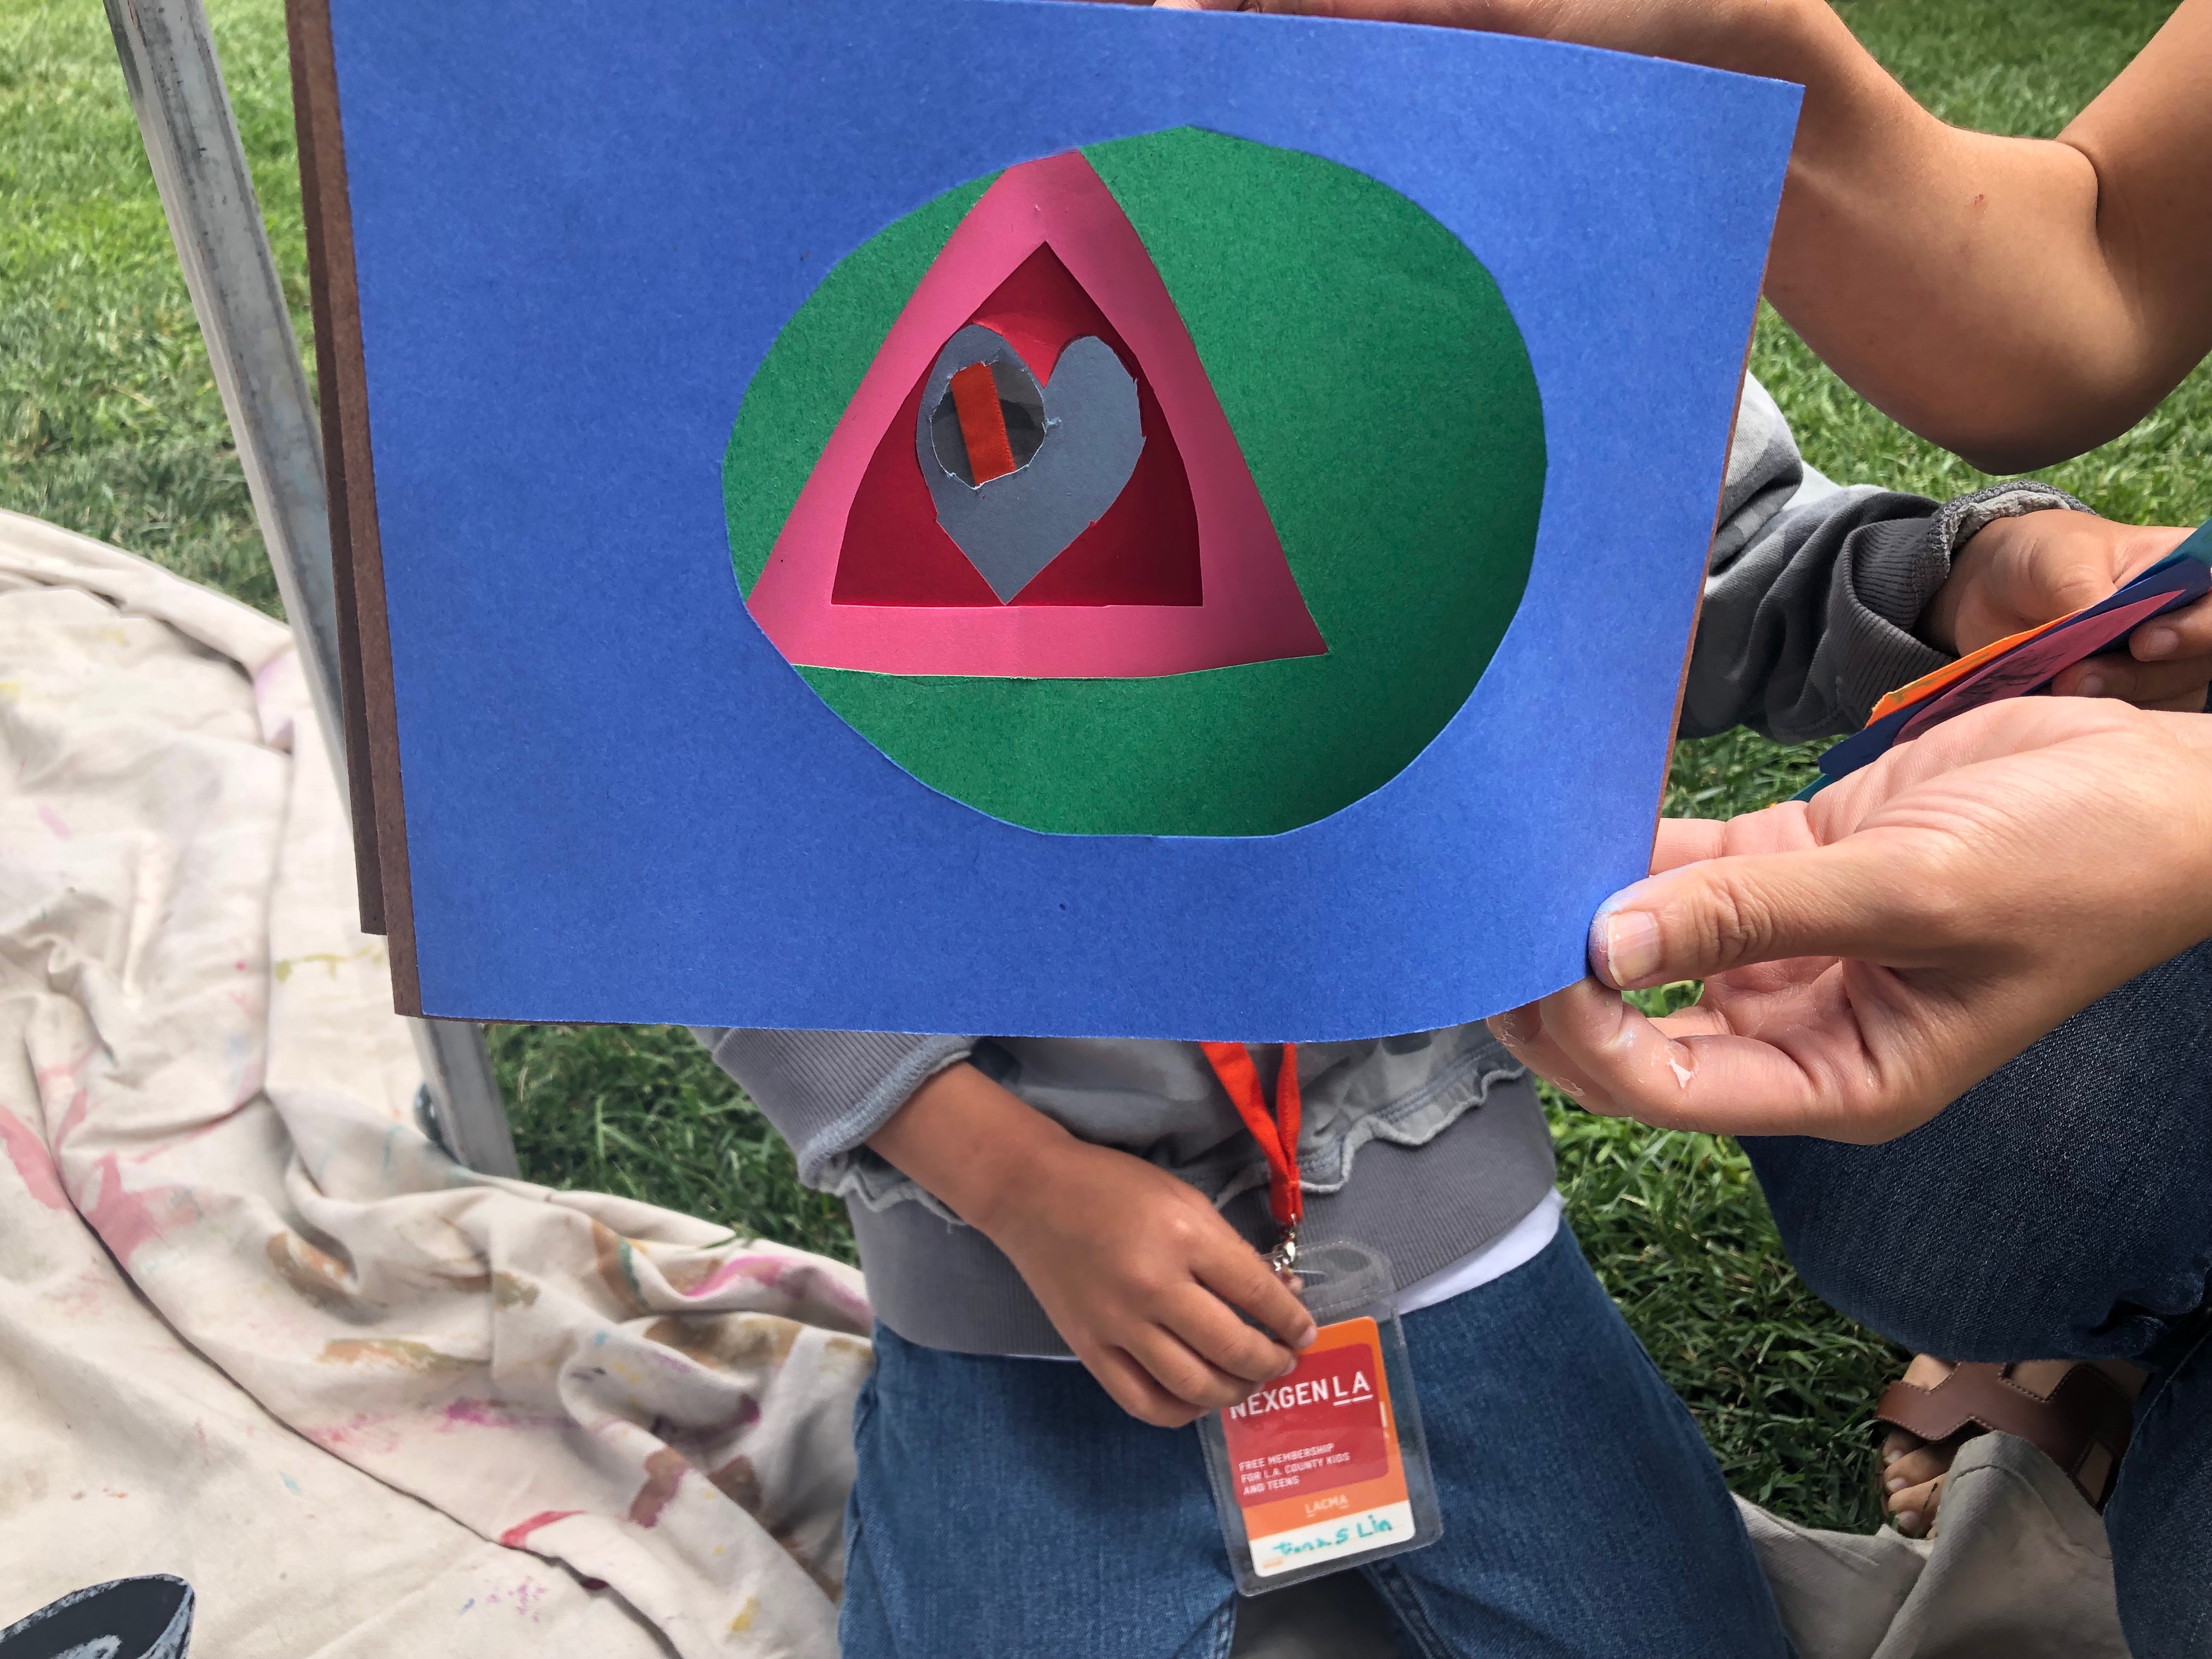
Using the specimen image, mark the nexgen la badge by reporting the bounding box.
[1221,1318,1410,1576]
[1198,1239,1442,1594]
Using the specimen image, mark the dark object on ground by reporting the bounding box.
[1230,1571,1392,1657]
[0,1577,194,1659]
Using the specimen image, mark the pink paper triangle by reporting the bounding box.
[743,150,1327,678]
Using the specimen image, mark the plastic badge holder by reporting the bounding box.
[1199,1239,1443,1594]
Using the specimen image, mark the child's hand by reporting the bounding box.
[1919,511,2211,710]
[867,1063,1317,1427]
[978,1135,1317,1427]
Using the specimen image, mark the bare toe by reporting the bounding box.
[1882,1442,1957,1491]
[1878,1425,1924,1468]
[1875,1356,1969,1506]
[1887,1472,1946,1538]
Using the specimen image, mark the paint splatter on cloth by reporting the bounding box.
[0,511,870,1655]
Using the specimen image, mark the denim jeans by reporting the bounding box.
[840,1225,1790,1658]
[1745,939,2212,1659]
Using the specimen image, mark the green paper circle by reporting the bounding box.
[724,128,1545,836]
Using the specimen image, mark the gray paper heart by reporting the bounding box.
[915,323,1145,602]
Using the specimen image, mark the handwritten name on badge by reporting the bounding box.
[1273,1512,1399,1558]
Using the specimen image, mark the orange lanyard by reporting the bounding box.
[1200,1041,1304,1262]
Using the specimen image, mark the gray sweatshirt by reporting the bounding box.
[697,376,2087,1356]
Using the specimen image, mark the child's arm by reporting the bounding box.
[1685,378,2212,740]
[868,1063,1316,1427]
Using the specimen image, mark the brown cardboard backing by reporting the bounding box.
[286,0,422,1013]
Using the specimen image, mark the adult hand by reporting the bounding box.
[1921,512,2210,710]
[1486,698,2212,1142]
[867,1063,1315,1426]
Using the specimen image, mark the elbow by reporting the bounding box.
[1880,390,2142,478]
[1948,425,2131,476]
[1858,334,2180,474]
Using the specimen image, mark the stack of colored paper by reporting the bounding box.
[1805,518,2212,794]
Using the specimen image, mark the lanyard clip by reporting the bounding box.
[1199,1041,1307,1278]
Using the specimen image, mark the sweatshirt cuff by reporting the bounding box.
[1936,479,2095,563]
[1829,479,2093,726]
[691,1028,975,1188]
[1853,478,2092,624]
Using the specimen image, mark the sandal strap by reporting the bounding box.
[1874,1362,2135,1494]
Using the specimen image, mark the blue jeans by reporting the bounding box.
[841,1226,1789,1658]
[1745,939,2212,1659]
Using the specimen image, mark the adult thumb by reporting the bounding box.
[1585,839,1936,989]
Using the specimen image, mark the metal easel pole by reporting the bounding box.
[103,0,519,1177]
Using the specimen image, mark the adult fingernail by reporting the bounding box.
[2139,627,2179,659]
[2078,672,2107,696]
[1894,1510,1921,1536]
[1590,910,1661,988]
[1886,1477,1908,1493]
[1488,1006,1539,1046]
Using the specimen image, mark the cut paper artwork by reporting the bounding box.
[745,150,1325,676]
[726,129,1550,837]
[308,0,1801,1036]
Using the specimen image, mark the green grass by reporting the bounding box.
[490,1022,855,1262]
[0,0,309,612]
[4,0,2195,1534]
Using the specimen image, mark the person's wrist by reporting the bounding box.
[958,1113,1085,1242]
[865,1062,1076,1234]
[1916,514,2027,654]
[1664,0,1835,82]
[2145,717,2212,937]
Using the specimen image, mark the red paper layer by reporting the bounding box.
[832,244,1203,608]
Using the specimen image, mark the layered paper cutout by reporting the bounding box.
[915,322,1145,601]
[836,249,1194,607]
[727,127,1553,838]
[745,150,1326,676]
[321,0,1799,1036]
[1811,532,2212,789]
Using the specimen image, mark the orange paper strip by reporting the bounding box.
[949,360,1018,483]
[1867,614,2068,724]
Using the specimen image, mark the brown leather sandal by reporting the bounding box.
[1874,1360,2136,1509]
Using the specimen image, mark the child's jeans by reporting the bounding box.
[840,1225,1790,1658]
[1746,938,2212,1659]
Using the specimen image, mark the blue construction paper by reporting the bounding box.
[1815,545,2212,785]
[329,0,1799,1039]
